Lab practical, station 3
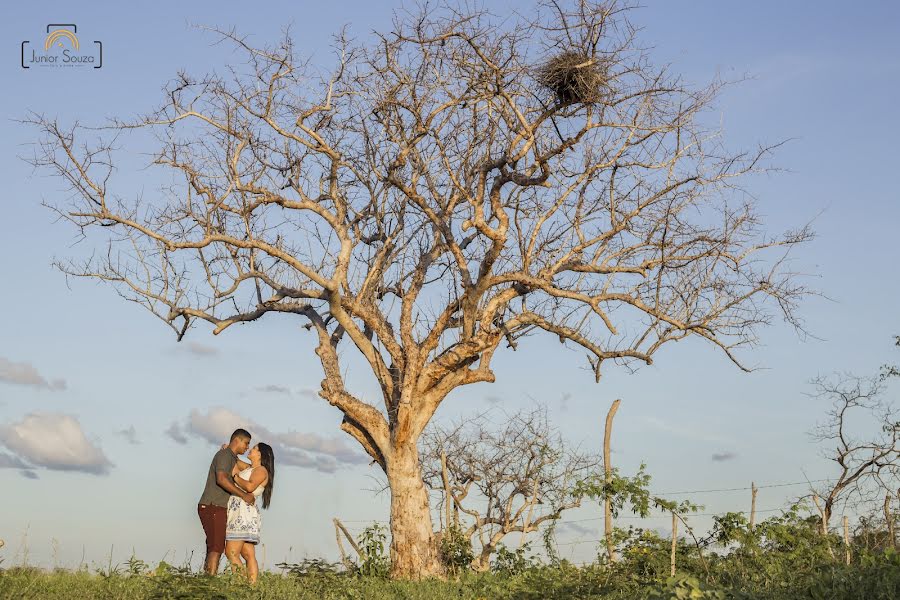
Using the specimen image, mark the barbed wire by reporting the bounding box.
[656,478,837,496]
[337,477,845,525]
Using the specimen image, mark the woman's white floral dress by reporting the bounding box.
[225,467,265,544]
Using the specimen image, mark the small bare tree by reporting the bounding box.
[809,373,899,531]
[24,1,810,578]
[421,407,596,570]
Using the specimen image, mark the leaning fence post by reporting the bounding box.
[333,518,363,572]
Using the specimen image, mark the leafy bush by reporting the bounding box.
[357,522,390,578]
[491,542,538,576]
[439,524,474,576]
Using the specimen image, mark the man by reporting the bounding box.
[198,428,256,574]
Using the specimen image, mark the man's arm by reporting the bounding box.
[216,470,255,505]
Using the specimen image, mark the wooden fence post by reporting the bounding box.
[749,482,758,530]
[603,399,621,564]
[670,511,678,577]
[842,515,851,565]
[885,493,896,550]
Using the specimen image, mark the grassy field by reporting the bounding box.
[3,512,899,600]
[2,554,900,600]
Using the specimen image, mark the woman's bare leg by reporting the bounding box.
[240,543,259,584]
[224,540,245,577]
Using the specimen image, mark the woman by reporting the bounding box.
[224,442,274,583]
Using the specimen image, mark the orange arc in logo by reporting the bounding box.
[44,29,79,51]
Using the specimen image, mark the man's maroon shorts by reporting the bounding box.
[198,503,227,554]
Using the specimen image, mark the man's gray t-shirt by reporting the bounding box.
[199,447,238,507]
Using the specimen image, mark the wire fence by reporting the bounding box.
[336,477,852,529]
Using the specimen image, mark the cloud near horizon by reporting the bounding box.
[171,407,370,474]
[0,413,113,475]
[0,451,30,469]
[711,451,738,462]
[0,357,66,391]
[250,385,320,400]
[175,342,219,357]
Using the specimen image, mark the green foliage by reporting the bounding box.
[276,558,344,577]
[2,463,900,599]
[2,549,900,600]
[491,542,538,575]
[439,524,474,576]
[648,574,727,600]
[357,522,390,578]
[542,517,562,566]
[574,463,654,517]
[575,464,702,520]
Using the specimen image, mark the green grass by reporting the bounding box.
[3,543,900,600]
[3,559,900,600]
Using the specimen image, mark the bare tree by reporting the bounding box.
[809,374,900,531]
[421,406,597,570]
[23,0,810,578]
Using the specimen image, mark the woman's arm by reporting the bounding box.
[232,471,250,492]
[237,466,268,493]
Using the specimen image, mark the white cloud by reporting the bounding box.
[0,357,66,391]
[0,413,112,475]
[183,407,369,474]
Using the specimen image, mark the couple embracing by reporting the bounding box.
[197,428,276,583]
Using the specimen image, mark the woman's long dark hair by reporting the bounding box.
[257,443,275,509]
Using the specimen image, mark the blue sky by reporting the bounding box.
[1,1,898,569]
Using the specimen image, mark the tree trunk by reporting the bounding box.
[386,442,445,579]
[472,550,492,572]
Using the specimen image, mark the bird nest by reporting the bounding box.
[537,51,608,105]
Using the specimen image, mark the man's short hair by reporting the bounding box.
[230,428,251,442]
